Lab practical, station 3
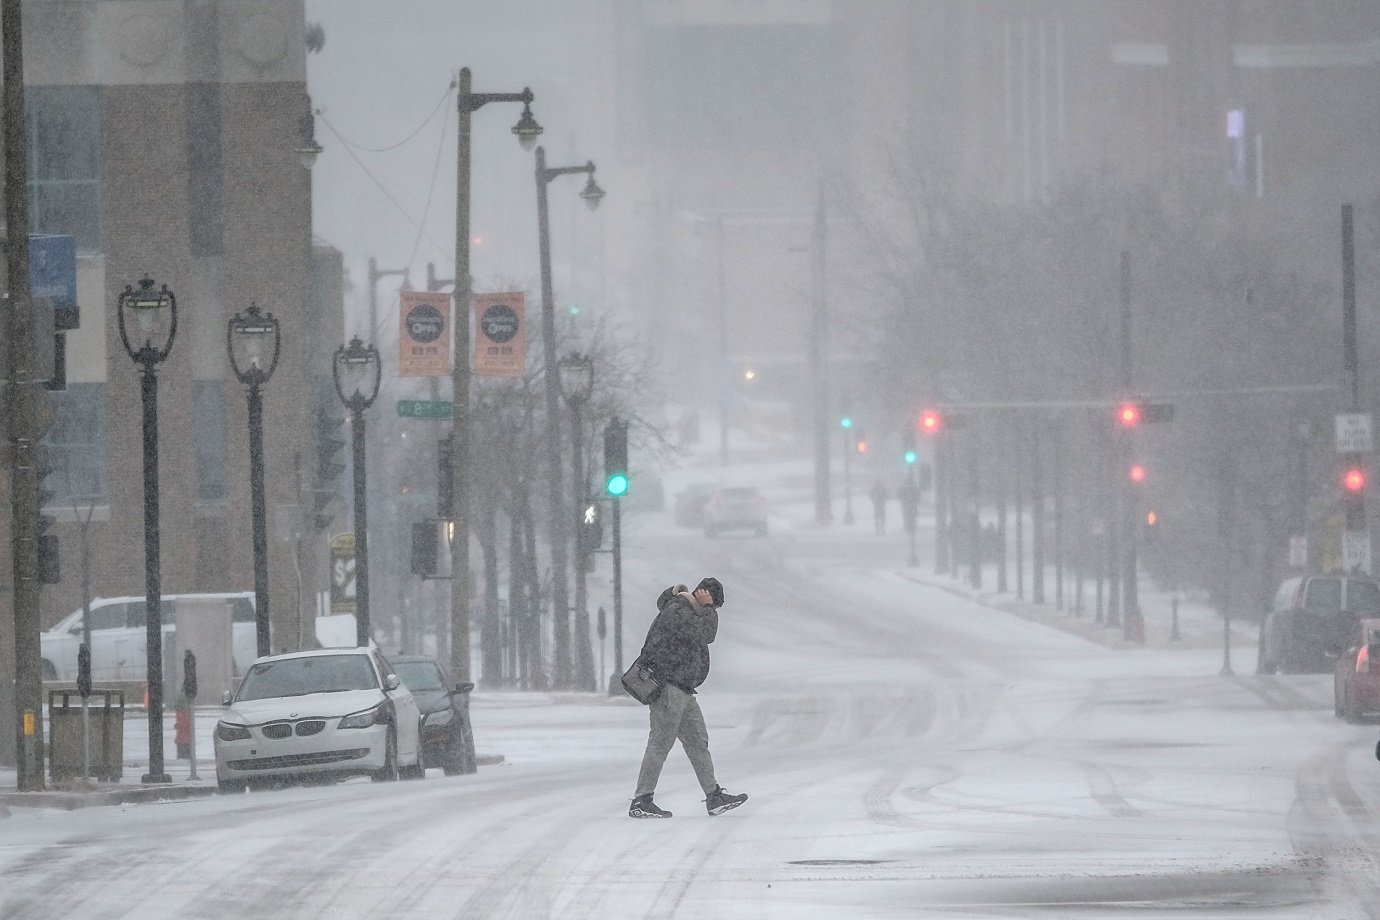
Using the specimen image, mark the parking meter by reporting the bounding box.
[183,650,198,702]
[77,643,92,699]
[597,606,607,640]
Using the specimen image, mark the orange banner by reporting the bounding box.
[398,290,452,377]
[473,291,526,377]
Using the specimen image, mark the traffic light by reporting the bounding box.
[411,521,438,576]
[918,408,966,435]
[1116,401,1174,427]
[1344,466,1366,493]
[840,415,853,429]
[579,503,603,571]
[1129,463,1146,484]
[314,412,346,531]
[35,443,59,584]
[902,430,917,465]
[604,419,629,497]
[854,426,868,453]
[437,438,454,519]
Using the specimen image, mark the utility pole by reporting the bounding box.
[1119,251,1143,640]
[810,188,831,524]
[4,0,44,790]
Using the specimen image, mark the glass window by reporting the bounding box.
[194,380,228,502]
[42,382,108,506]
[395,660,445,692]
[1347,580,1380,613]
[27,86,103,253]
[1303,578,1342,613]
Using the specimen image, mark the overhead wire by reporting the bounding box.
[315,79,459,338]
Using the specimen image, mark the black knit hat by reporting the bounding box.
[696,577,724,607]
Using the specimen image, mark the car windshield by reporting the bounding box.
[236,655,378,701]
[394,660,445,692]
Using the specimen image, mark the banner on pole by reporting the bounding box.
[473,291,526,377]
[399,290,452,377]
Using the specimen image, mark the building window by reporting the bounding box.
[27,86,103,254]
[42,382,108,505]
[194,380,228,503]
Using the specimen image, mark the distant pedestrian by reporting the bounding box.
[869,480,889,533]
[629,577,748,818]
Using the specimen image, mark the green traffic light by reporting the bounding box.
[606,473,629,497]
[904,450,917,465]
[840,416,853,429]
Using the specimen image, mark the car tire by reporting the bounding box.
[371,726,399,782]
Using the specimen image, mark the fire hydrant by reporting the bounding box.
[174,694,192,760]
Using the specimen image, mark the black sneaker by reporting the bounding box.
[629,794,672,818]
[705,785,748,815]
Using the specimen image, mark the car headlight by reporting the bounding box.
[424,708,454,728]
[339,704,387,729]
[216,722,251,742]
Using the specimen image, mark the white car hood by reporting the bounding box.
[222,689,386,725]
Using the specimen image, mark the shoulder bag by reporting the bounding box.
[621,657,661,705]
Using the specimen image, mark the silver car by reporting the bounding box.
[214,648,423,792]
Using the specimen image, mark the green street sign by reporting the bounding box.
[396,399,454,420]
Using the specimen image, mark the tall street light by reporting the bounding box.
[536,145,603,689]
[227,303,281,657]
[333,336,381,648]
[451,67,541,685]
[558,351,595,691]
[116,275,177,785]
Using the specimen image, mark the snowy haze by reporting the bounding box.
[2,440,1377,917]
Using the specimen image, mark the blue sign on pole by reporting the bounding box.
[29,234,78,330]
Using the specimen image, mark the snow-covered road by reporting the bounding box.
[3,517,1380,918]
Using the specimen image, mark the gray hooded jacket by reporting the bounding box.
[639,585,718,693]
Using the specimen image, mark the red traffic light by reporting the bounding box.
[1344,467,1366,492]
[919,409,943,435]
[1117,402,1141,427]
[1129,464,1146,484]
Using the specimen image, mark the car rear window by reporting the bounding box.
[1303,578,1342,612]
[1349,580,1380,612]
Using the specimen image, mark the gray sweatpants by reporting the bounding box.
[634,683,716,798]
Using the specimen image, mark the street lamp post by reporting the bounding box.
[227,303,281,657]
[451,67,541,685]
[535,145,604,689]
[117,275,177,785]
[333,336,381,648]
[558,352,595,691]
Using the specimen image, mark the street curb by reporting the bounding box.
[0,753,506,814]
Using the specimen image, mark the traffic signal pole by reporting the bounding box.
[1341,204,1368,571]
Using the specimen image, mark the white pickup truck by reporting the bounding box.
[40,593,360,683]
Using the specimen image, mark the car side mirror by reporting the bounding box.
[221,689,233,706]
[384,673,401,692]
[452,682,475,695]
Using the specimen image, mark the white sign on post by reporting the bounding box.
[1343,530,1372,574]
[1289,535,1308,568]
[1336,413,1373,453]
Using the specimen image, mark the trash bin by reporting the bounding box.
[48,689,124,783]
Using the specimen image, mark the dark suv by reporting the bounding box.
[1257,574,1380,674]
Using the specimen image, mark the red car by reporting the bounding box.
[1334,617,1380,722]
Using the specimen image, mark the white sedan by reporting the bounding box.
[214,647,423,792]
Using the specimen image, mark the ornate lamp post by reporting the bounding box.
[227,303,281,657]
[450,67,541,684]
[116,275,177,784]
[536,146,603,688]
[333,336,381,648]
[558,351,596,690]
